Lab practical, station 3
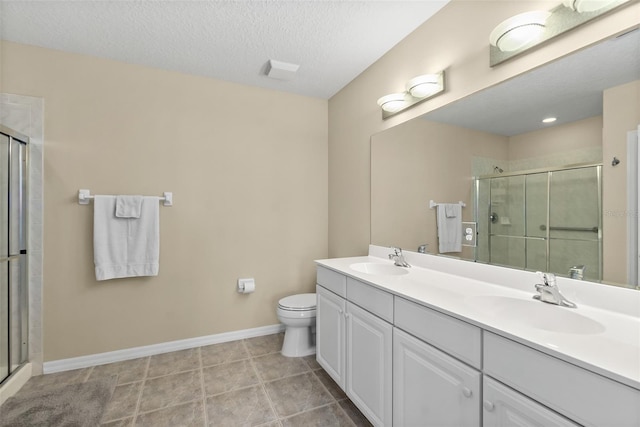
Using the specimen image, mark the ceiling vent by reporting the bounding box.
[266,59,299,81]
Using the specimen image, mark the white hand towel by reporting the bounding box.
[93,195,159,281]
[115,195,143,218]
[437,204,462,253]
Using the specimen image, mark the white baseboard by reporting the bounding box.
[43,323,285,374]
[0,363,32,405]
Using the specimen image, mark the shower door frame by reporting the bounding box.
[0,124,29,385]
[474,162,603,279]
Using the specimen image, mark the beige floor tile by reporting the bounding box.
[264,372,334,418]
[135,400,206,427]
[200,340,250,367]
[89,357,149,385]
[202,359,259,396]
[314,369,347,400]
[138,370,202,413]
[148,348,201,378]
[280,403,354,427]
[101,418,134,427]
[303,355,322,371]
[205,385,276,426]
[338,400,373,427]
[18,367,92,395]
[244,333,284,357]
[252,352,309,382]
[101,381,143,423]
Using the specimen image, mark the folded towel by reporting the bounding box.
[437,204,462,253]
[445,204,457,218]
[115,195,143,218]
[93,196,159,281]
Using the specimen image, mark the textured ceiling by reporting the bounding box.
[0,0,450,99]
[423,28,640,136]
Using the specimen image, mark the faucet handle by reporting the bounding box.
[536,271,556,286]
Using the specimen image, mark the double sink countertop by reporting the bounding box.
[316,248,640,391]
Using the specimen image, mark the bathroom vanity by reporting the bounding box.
[315,246,640,427]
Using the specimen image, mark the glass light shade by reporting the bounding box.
[563,0,621,12]
[489,11,552,52]
[406,74,442,98]
[377,93,409,113]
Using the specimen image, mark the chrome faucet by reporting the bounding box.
[389,247,411,268]
[533,272,576,308]
[568,265,586,280]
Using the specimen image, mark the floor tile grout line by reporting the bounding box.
[130,356,150,425]
[245,339,280,424]
[197,346,210,426]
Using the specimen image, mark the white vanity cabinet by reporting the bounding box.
[316,284,346,388]
[483,376,578,427]
[346,300,393,427]
[484,332,640,427]
[316,267,393,427]
[393,327,481,427]
[393,296,482,427]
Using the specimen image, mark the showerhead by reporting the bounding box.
[494,166,504,173]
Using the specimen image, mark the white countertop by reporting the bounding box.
[316,251,640,391]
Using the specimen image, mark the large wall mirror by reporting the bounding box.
[371,28,640,290]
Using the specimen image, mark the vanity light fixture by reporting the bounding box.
[563,0,623,13]
[377,93,411,113]
[490,0,631,66]
[377,71,445,119]
[406,73,443,98]
[489,11,552,52]
[542,117,557,123]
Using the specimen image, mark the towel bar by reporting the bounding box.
[429,200,465,209]
[78,189,173,206]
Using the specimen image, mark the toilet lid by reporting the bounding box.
[278,293,316,311]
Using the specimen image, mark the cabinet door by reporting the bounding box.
[346,301,392,427]
[316,285,346,388]
[483,376,579,427]
[393,328,481,427]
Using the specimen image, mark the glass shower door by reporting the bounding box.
[0,129,28,385]
[1,133,9,381]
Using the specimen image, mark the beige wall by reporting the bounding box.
[508,116,603,160]
[371,119,507,255]
[603,80,640,285]
[328,0,640,258]
[1,41,328,361]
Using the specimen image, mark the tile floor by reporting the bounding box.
[15,333,372,426]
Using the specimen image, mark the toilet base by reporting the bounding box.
[281,326,316,357]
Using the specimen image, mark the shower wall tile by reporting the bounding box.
[1,93,44,375]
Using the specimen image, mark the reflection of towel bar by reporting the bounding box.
[78,189,173,206]
[539,225,598,233]
[429,200,466,209]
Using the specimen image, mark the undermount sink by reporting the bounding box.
[349,262,409,276]
[468,295,606,335]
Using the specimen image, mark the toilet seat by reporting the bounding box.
[278,293,316,311]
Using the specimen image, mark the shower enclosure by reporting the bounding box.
[1,125,29,385]
[475,163,602,281]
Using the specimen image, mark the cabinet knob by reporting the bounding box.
[483,401,495,412]
[462,387,473,398]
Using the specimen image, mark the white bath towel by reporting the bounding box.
[93,195,159,281]
[437,203,462,253]
[115,195,143,218]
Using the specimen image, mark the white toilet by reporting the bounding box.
[276,293,317,357]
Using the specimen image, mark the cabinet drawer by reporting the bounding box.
[346,277,393,323]
[317,266,346,297]
[394,297,481,369]
[484,332,640,427]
